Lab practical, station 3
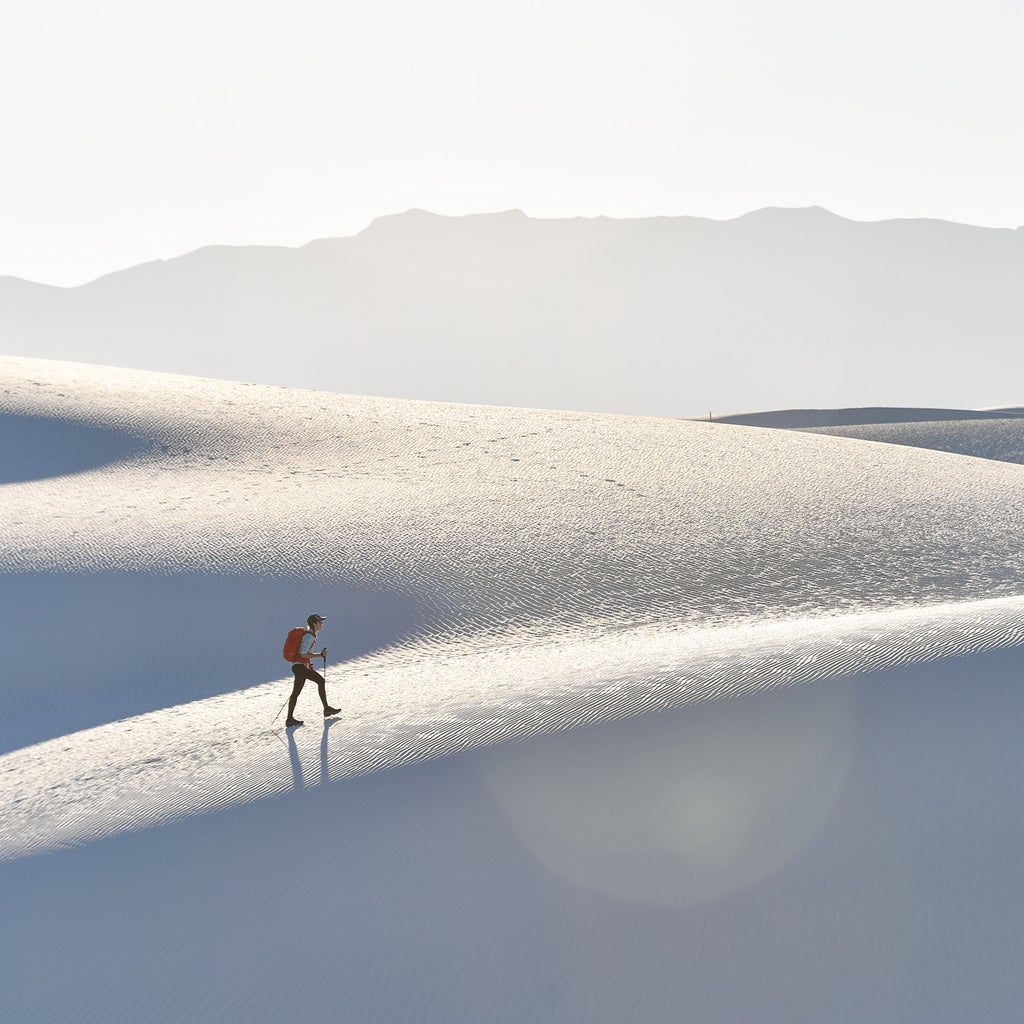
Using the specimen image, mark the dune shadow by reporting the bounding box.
[712,407,1024,429]
[4,646,1024,1022]
[0,413,153,484]
[282,718,342,790]
[0,570,424,755]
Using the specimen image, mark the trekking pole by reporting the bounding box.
[322,651,327,684]
[273,691,290,725]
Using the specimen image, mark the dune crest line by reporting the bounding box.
[4,593,1024,862]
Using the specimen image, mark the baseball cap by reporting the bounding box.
[307,613,327,625]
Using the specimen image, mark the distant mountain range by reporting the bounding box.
[2,207,1022,416]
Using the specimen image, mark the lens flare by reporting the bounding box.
[480,679,856,906]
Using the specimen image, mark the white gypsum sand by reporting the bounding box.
[5,354,1024,847]
[3,356,1024,1022]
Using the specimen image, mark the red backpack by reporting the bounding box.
[283,626,311,663]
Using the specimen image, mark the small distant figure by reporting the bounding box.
[283,613,339,727]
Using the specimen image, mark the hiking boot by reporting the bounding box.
[285,717,303,727]
[323,706,340,718]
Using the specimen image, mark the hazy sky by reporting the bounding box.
[3,0,1022,285]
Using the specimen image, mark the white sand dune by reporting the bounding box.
[714,406,1024,465]
[804,417,1024,466]
[3,356,1024,1021]
[5,591,1024,866]
[710,406,1024,428]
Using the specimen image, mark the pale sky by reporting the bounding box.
[2,0,1022,285]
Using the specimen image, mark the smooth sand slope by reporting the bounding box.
[3,357,1024,1021]
[715,406,1024,465]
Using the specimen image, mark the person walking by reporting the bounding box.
[285,613,339,727]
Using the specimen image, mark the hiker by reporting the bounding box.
[285,613,339,727]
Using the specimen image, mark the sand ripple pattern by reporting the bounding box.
[807,417,1024,466]
[4,594,1024,861]
[5,357,1024,859]
[4,357,1024,638]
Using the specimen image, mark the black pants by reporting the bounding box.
[287,663,328,719]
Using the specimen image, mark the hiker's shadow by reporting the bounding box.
[286,717,343,790]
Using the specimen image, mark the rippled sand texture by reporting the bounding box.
[6,592,1024,862]
[807,415,1024,466]
[5,355,1024,857]
[7,358,1024,621]
[5,357,1024,1022]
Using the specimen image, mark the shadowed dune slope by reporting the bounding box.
[709,406,1024,428]
[713,406,1024,466]
[804,417,1024,466]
